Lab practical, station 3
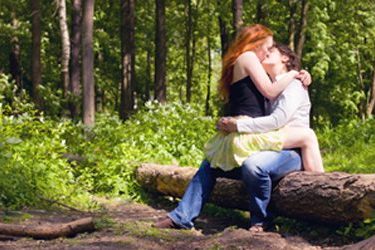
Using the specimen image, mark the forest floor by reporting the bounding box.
[0,196,372,250]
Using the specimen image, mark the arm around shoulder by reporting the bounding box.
[238,52,298,100]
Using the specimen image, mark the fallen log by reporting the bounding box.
[136,163,375,224]
[0,217,95,240]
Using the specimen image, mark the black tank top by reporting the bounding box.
[227,76,265,117]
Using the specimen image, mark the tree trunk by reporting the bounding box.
[296,0,309,59]
[288,0,297,51]
[120,0,136,120]
[185,0,193,103]
[145,48,151,101]
[205,33,212,116]
[69,0,82,119]
[367,63,375,117]
[217,0,229,57]
[136,163,375,224]
[232,0,243,38]
[356,50,367,120]
[154,0,167,103]
[82,0,95,126]
[9,12,22,90]
[57,0,70,99]
[255,0,267,25]
[31,0,42,107]
[0,217,95,240]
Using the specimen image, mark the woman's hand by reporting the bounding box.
[216,117,238,133]
[296,70,312,87]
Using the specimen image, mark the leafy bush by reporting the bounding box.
[0,114,91,209]
[0,73,35,116]
[70,101,216,199]
[317,118,375,173]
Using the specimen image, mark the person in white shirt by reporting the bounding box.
[217,43,324,173]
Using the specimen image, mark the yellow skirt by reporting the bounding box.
[204,130,284,172]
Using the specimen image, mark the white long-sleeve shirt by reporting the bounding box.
[236,74,311,133]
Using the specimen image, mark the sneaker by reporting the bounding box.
[152,217,182,229]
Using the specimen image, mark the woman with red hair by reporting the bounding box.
[154,24,317,232]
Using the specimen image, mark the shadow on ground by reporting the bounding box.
[0,196,372,250]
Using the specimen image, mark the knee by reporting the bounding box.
[241,158,264,180]
[303,129,318,146]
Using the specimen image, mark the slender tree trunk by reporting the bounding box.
[185,0,193,103]
[31,0,42,107]
[120,0,136,120]
[82,0,95,126]
[232,0,243,38]
[296,0,309,59]
[356,50,366,120]
[255,0,267,24]
[217,0,229,57]
[288,0,297,51]
[69,0,82,119]
[367,63,375,117]
[154,0,167,103]
[95,85,103,112]
[185,0,199,103]
[145,48,151,101]
[57,0,70,99]
[9,12,22,90]
[205,33,212,116]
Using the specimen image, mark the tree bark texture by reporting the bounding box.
[205,33,212,116]
[0,217,95,240]
[366,63,375,117]
[69,0,82,119]
[232,0,243,38]
[216,0,229,57]
[136,163,375,224]
[31,0,42,106]
[185,0,193,103]
[296,0,309,59]
[10,12,22,90]
[82,0,95,126]
[146,48,152,101]
[154,0,167,103]
[255,0,267,25]
[120,0,136,120]
[57,0,70,98]
[288,0,297,51]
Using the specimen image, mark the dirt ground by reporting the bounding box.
[0,196,372,250]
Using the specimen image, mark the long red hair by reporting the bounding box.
[219,24,273,102]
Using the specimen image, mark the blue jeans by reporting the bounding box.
[168,150,301,229]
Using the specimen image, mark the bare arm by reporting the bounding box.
[237,51,298,100]
[236,81,307,133]
[217,81,308,133]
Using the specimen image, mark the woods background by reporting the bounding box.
[0,0,374,125]
[0,0,374,232]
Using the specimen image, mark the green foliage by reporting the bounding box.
[274,216,375,244]
[0,113,91,209]
[336,216,375,241]
[70,102,215,199]
[0,101,216,209]
[317,118,375,173]
[0,73,35,116]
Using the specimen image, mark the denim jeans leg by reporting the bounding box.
[168,160,216,229]
[241,150,301,226]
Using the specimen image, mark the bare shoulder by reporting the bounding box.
[236,51,258,65]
